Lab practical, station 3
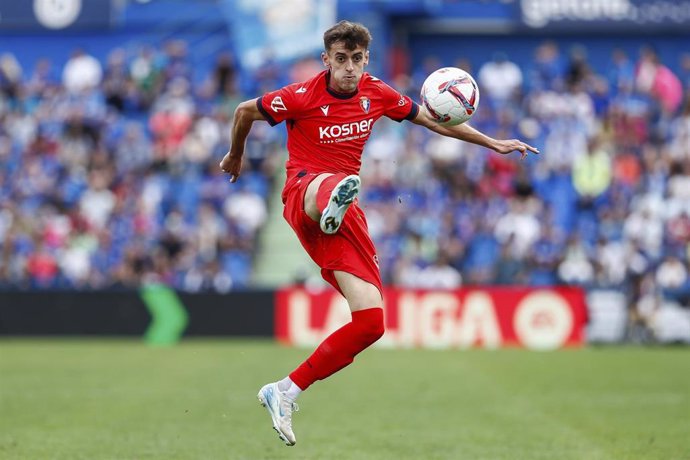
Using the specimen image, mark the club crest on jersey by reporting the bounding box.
[359,97,370,114]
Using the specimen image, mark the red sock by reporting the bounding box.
[289,307,385,390]
[315,173,348,211]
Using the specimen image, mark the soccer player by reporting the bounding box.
[220,20,538,446]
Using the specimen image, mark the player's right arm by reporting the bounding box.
[220,98,266,183]
[221,84,304,182]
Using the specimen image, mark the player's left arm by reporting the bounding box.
[410,104,539,159]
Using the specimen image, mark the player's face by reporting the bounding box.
[322,42,369,93]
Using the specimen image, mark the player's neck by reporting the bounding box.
[325,71,359,99]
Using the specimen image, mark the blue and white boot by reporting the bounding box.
[319,175,361,234]
[257,382,299,446]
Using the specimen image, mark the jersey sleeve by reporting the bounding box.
[379,81,419,123]
[257,84,304,126]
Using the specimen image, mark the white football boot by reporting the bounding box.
[257,382,299,446]
[319,175,361,234]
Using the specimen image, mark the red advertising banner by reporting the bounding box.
[276,287,587,350]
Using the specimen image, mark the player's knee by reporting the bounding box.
[355,307,385,345]
[368,316,385,344]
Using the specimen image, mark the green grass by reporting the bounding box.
[1,340,688,460]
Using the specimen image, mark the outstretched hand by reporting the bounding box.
[494,139,540,160]
[219,152,242,183]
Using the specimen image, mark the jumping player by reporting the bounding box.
[220,21,538,446]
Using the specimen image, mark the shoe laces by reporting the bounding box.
[279,396,299,416]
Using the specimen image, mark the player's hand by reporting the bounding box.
[219,152,242,183]
[494,139,539,160]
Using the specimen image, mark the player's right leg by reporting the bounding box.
[303,173,361,234]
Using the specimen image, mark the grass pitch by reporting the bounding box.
[1,340,688,460]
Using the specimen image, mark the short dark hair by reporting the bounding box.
[323,21,372,52]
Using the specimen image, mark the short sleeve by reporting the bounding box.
[257,84,304,126]
[380,82,419,123]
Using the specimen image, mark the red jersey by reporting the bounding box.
[257,70,418,178]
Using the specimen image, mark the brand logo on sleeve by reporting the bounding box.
[397,95,407,106]
[271,96,287,112]
[296,87,307,94]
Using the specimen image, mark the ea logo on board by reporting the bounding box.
[514,291,574,350]
[34,0,82,30]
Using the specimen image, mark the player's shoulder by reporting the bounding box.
[360,73,399,98]
[283,70,328,97]
[361,72,387,88]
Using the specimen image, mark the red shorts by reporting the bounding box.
[281,172,382,296]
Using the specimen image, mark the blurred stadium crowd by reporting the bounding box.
[0,43,284,291]
[364,43,690,310]
[1,39,689,314]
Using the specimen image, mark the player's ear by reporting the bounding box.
[321,51,330,68]
[364,50,370,67]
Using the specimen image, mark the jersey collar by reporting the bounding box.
[325,70,359,99]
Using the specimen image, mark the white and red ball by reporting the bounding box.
[420,67,480,126]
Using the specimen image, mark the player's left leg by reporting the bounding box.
[257,381,299,446]
[288,271,383,389]
[259,272,384,446]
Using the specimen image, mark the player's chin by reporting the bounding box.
[340,77,359,90]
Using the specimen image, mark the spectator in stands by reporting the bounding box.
[114,122,152,173]
[494,198,541,259]
[478,52,523,109]
[493,235,526,285]
[102,48,132,113]
[669,98,690,160]
[530,40,564,91]
[149,77,194,159]
[635,45,684,115]
[212,51,237,98]
[565,45,592,88]
[161,40,192,86]
[129,45,163,109]
[416,252,462,289]
[572,136,612,207]
[656,254,688,291]
[667,210,690,249]
[557,234,594,286]
[62,48,103,93]
[25,58,57,97]
[0,53,22,100]
[252,48,283,95]
[608,48,635,96]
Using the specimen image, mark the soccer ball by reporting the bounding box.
[420,67,480,126]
